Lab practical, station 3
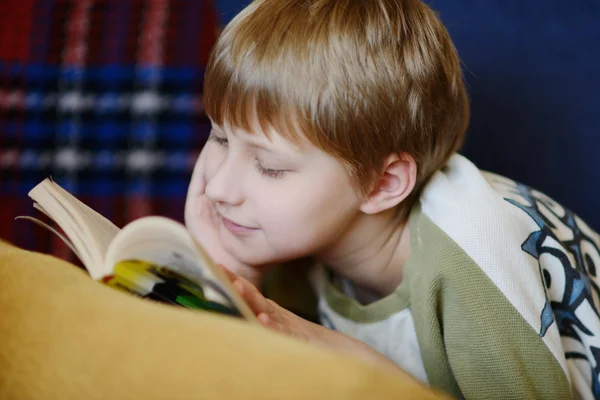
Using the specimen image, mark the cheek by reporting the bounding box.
[203,146,226,182]
[256,179,359,247]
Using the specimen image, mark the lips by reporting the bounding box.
[220,215,259,235]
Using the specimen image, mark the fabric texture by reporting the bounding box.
[0,239,450,400]
[408,206,570,399]
[315,154,600,399]
[0,0,217,261]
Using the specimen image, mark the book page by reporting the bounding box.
[105,217,257,322]
[27,179,120,278]
[46,180,120,258]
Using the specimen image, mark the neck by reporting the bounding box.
[314,208,412,296]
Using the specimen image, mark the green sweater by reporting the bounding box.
[314,154,600,399]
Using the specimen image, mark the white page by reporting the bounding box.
[27,179,120,278]
[105,216,257,321]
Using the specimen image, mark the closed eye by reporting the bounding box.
[208,134,228,146]
[254,159,285,179]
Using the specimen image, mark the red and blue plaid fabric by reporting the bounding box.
[0,0,218,261]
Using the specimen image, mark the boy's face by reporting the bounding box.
[187,122,364,267]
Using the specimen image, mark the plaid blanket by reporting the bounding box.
[0,0,218,261]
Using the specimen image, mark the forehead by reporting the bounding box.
[214,119,312,155]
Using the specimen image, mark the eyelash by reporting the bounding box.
[254,159,285,179]
[209,134,285,179]
[208,135,228,146]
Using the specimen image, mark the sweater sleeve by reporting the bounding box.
[408,212,572,399]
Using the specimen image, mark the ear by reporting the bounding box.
[359,153,417,215]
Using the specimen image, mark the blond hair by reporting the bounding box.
[205,0,469,220]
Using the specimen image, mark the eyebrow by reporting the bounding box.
[244,137,301,160]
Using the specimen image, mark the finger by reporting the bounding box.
[258,312,271,326]
[258,312,309,341]
[233,278,271,316]
[256,299,295,328]
[233,278,267,315]
[217,264,238,283]
[257,313,287,334]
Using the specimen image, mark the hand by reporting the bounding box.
[185,146,264,287]
[220,264,325,342]
[220,266,406,374]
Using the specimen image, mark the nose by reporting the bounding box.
[204,153,244,206]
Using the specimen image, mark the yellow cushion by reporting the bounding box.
[0,240,449,399]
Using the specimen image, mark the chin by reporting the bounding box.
[222,243,269,267]
[227,244,297,267]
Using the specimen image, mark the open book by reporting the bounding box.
[18,178,257,322]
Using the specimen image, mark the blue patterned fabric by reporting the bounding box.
[0,0,218,259]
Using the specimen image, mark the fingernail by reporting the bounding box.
[234,280,244,294]
[258,313,269,324]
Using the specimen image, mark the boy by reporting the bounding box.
[185,0,600,398]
